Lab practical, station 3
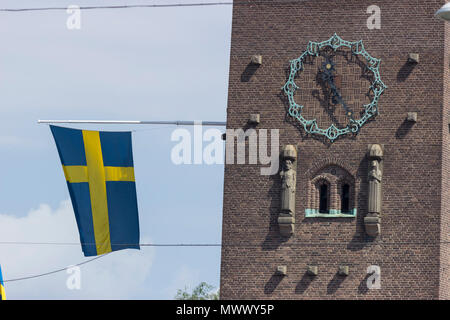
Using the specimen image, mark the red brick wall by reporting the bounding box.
[439,14,450,300]
[220,0,449,299]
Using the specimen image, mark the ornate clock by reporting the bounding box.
[283,33,386,142]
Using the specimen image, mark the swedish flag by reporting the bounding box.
[50,126,140,256]
[0,265,5,300]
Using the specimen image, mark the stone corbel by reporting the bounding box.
[278,145,297,237]
[364,144,383,237]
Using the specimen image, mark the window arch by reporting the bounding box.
[306,165,356,218]
[308,177,331,215]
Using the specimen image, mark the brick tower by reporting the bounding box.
[220,0,450,299]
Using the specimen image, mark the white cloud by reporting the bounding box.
[0,201,154,299]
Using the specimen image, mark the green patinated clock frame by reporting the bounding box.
[283,33,387,142]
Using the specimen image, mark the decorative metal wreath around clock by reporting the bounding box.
[283,33,387,142]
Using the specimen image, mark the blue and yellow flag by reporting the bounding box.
[50,125,140,256]
[0,265,5,300]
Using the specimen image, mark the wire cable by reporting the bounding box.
[1,240,450,246]
[0,241,222,246]
[3,253,109,283]
[0,1,313,12]
[0,2,233,12]
[2,239,449,283]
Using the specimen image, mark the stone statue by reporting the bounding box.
[280,159,296,214]
[368,160,382,214]
[278,145,297,237]
[365,144,383,237]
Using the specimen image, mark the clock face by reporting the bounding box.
[283,34,386,142]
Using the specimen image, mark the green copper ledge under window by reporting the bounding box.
[305,208,357,218]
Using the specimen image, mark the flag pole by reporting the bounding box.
[37,120,227,126]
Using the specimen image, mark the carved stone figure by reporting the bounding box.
[278,145,297,237]
[280,159,296,214]
[365,144,383,237]
[368,160,382,214]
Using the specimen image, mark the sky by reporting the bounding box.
[0,0,232,299]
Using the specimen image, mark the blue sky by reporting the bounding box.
[0,0,232,299]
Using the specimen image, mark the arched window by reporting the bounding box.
[307,165,356,218]
[319,184,329,213]
[341,184,350,214]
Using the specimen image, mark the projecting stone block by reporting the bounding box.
[407,112,417,123]
[408,53,419,64]
[248,113,260,125]
[276,265,287,276]
[338,265,349,276]
[278,215,295,237]
[307,265,318,276]
[251,55,263,65]
[364,215,381,237]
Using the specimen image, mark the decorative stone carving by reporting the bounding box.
[368,160,382,213]
[278,145,297,237]
[365,144,383,237]
[281,161,296,213]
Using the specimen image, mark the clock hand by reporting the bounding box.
[332,91,354,120]
[321,64,355,120]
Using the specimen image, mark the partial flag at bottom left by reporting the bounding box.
[0,265,6,300]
